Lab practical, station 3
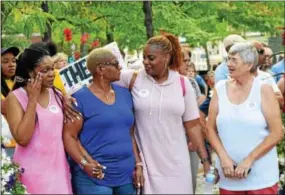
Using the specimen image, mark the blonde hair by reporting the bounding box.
[53,52,68,63]
[86,48,116,72]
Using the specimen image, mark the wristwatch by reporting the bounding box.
[201,157,210,164]
[79,158,88,170]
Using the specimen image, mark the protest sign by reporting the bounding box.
[59,42,125,94]
[103,42,127,69]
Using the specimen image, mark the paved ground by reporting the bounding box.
[195,154,219,194]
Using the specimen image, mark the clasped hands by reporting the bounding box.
[221,155,253,179]
[83,159,106,179]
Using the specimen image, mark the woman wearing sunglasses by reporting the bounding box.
[63,48,143,194]
[5,42,72,194]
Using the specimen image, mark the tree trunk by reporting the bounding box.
[106,25,114,44]
[143,1,153,39]
[203,44,211,71]
[41,1,52,42]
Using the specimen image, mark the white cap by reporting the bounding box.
[223,34,246,49]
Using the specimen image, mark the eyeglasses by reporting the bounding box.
[99,60,120,69]
[227,57,244,65]
[257,49,265,55]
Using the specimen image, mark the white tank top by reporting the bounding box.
[215,78,279,191]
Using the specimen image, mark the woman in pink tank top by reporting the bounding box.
[5,42,72,194]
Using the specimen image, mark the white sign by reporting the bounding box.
[103,42,127,69]
[59,42,125,94]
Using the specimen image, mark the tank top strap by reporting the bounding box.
[249,78,262,107]
[12,88,29,111]
[215,79,227,103]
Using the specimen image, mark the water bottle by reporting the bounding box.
[204,166,216,194]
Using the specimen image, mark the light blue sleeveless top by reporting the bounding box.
[215,78,279,191]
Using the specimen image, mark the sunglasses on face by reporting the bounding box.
[99,60,120,69]
[257,49,265,55]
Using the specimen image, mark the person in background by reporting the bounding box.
[180,48,206,104]
[215,37,283,109]
[53,52,68,70]
[5,42,72,194]
[181,47,208,96]
[187,62,208,102]
[1,47,20,115]
[179,48,206,193]
[215,34,246,83]
[205,71,215,98]
[260,46,274,74]
[30,32,42,44]
[207,42,283,195]
[195,72,208,96]
[271,58,285,82]
[251,41,284,109]
[52,52,68,94]
[63,48,143,195]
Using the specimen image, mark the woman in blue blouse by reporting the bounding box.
[63,48,143,194]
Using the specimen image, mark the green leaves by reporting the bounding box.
[1,2,284,52]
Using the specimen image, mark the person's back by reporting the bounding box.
[214,61,228,83]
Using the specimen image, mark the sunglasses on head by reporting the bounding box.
[257,49,265,55]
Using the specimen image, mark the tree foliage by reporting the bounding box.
[1,1,284,53]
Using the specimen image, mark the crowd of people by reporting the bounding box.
[1,32,284,194]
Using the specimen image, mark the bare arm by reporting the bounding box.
[63,116,85,165]
[277,77,285,95]
[206,88,236,178]
[131,126,142,164]
[206,89,229,159]
[63,115,105,179]
[275,91,284,109]
[131,125,144,187]
[6,93,37,147]
[77,140,94,163]
[277,77,285,107]
[1,99,7,116]
[184,118,211,174]
[234,84,284,178]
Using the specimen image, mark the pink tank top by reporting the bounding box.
[12,88,72,194]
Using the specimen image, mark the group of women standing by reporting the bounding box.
[2,33,283,194]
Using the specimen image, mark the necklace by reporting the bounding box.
[104,86,113,100]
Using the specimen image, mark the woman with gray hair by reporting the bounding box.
[207,42,283,194]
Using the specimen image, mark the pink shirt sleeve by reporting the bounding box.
[182,77,200,122]
[114,69,135,88]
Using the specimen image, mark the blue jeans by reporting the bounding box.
[72,170,135,195]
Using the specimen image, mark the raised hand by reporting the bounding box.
[63,95,82,123]
[27,73,43,102]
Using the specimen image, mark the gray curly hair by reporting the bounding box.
[229,42,259,73]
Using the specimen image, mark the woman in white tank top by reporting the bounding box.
[207,42,283,194]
